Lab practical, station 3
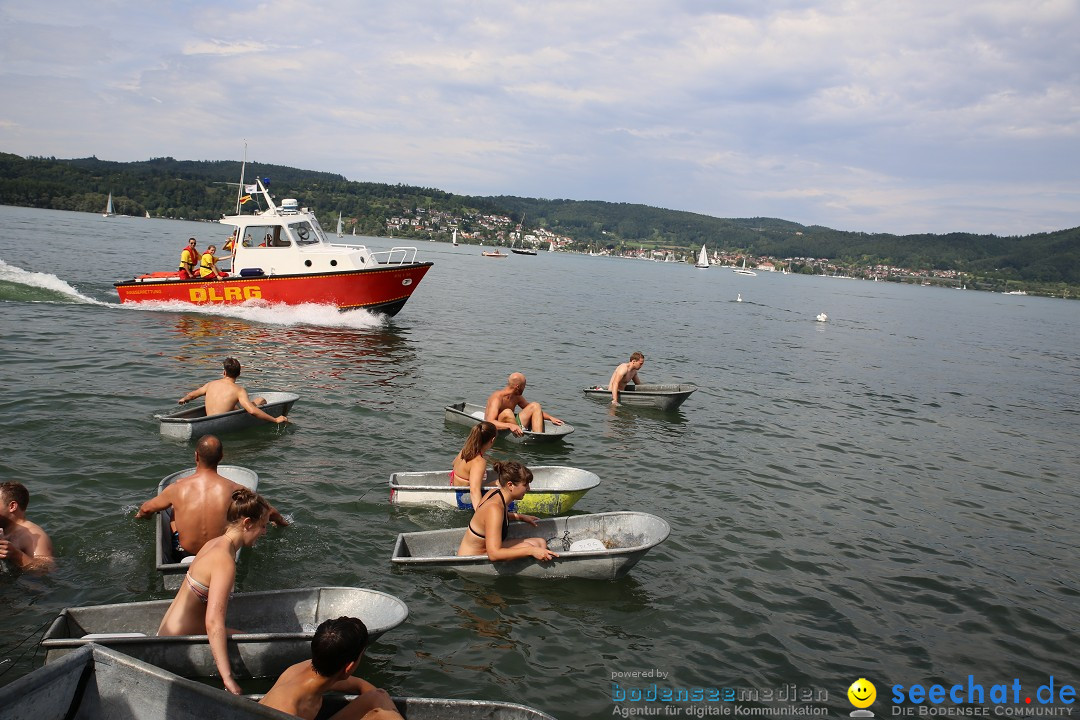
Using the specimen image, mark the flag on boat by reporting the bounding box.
[244,184,258,193]
[239,194,252,204]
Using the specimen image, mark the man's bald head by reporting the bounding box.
[508,372,526,391]
[195,435,224,468]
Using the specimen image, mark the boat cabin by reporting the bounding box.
[218,181,418,277]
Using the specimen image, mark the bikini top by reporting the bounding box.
[467,490,508,540]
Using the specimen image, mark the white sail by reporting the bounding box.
[695,244,709,269]
[336,212,344,237]
[103,192,115,217]
[549,240,555,252]
[452,228,459,246]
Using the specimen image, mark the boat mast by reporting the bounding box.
[235,142,247,214]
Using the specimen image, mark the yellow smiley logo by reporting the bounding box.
[848,678,877,709]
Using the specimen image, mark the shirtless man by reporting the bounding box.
[260,616,403,720]
[484,372,562,435]
[135,434,288,557]
[0,482,55,572]
[178,357,289,424]
[608,351,645,405]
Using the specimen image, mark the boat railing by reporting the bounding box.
[371,246,419,265]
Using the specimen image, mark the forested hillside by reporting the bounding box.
[1,152,1077,285]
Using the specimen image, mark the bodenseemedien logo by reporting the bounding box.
[849,678,877,718]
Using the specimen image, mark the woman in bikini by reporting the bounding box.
[451,421,498,509]
[456,461,559,563]
[157,488,270,695]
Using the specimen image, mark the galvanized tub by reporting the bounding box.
[443,402,575,444]
[391,511,670,580]
[0,643,292,719]
[154,465,260,590]
[156,391,299,441]
[389,466,600,514]
[582,383,697,410]
[41,587,409,679]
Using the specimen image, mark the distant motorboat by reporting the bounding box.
[1003,290,1027,295]
[733,257,757,276]
[511,247,537,256]
[695,244,709,269]
[481,250,507,258]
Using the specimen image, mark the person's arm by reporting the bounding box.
[468,460,486,510]
[509,511,539,526]
[26,529,55,570]
[609,366,626,404]
[542,410,563,425]
[484,396,522,435]
[205,561,241,694]
[179,383,210,405]
[483,510,558,562]
[0,530,53,571]
[236,388,288,424]
[135,487,173,518]
[266,503,289,528]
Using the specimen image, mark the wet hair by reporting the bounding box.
[311,616,369,677]
[223,357,241,379]
[226,488,270,525]
[461,422,497,461]
[195,435,223,467]
[630,351,645,362]
[0,482,29,511]
[493,461,532,488]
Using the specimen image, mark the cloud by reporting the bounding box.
[0,0,1077,234]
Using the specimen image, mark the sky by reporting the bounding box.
[1,1,1078,236]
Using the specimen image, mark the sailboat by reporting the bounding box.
[336,212,344,238]
[103,192,115,218]
[548,240,555,252]
[733,256,757,276]
[452,229,459,247]
[695,244,709,269]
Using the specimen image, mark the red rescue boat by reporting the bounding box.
[115,179,433,316]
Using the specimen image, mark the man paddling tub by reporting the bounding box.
[484,372,562,436]
[0,482,55,572]
[608,351,645,405]
[135,434,288,558]
[260,616,404,720]
[179,357,289,424]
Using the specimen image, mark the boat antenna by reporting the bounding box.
[235,141,247,214]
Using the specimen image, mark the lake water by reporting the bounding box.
[1,205,1079,719]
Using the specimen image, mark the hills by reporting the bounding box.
[1,152,1077,290]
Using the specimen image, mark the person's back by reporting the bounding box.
[261,617,403,720]
[202,376,244,416]
[136,434,288,556]
[170,469,247,555]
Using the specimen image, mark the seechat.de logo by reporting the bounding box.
[849,678,877,718]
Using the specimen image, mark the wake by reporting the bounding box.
[133,300,386,329]
[0,258,107,305]
[0,257,384,329]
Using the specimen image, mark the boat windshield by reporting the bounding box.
[241,225,291,248]
[289,221,320,247]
